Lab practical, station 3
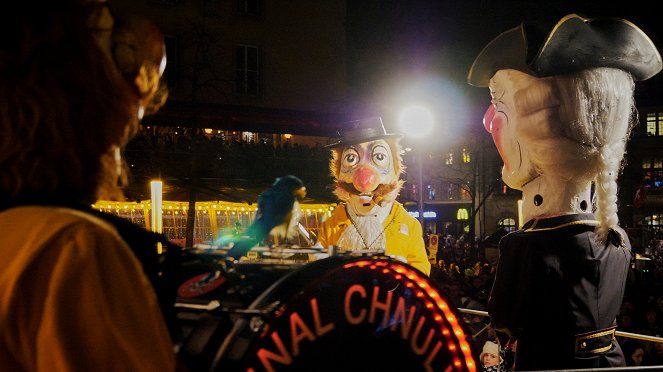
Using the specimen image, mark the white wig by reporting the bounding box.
[518,67,636,243]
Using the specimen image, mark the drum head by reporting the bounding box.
[212,255,478,371]
[177,271,226,298]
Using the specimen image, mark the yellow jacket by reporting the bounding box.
[317,202,431,276]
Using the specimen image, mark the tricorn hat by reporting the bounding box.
[325,117,402,148]
[467,13,663,87]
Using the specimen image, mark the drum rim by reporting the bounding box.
[210,255,479,371]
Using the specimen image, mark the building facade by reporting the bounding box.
[112,1,663,251]
[113,0,351,137]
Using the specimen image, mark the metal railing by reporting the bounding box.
[457,307,663,370]
[457,307,663,344]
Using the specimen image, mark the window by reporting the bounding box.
[236,0,260,15]
[645,112,663,136]
[236,45,259,95]
[445,152,453,165]
[498,217,517,232]
[639,214,662,236]
[642,156,663,191]
[460,186,471,200]
[427,184,436,200]
[444,182,458,200]
[462,148,471,163]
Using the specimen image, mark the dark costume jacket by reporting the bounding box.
[488,213,631,370]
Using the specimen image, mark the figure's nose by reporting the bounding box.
[483,104,495,133]
[353,166,377,192]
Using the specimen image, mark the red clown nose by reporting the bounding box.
[353,167,377,193]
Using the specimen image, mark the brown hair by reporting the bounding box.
[0,2,142,203]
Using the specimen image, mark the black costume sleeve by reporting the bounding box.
[488,232,539,339]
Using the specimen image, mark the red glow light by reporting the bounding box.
[340,258,476,372]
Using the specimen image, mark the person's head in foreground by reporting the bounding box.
[0,0,167,204]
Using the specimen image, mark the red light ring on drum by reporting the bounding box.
[343,258,477,372]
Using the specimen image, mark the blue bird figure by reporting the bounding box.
[226,175,306,259]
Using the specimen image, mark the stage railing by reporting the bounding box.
[457,307,663,344]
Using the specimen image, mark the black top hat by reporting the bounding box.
[467,13,662,87]
[325,117,402,148]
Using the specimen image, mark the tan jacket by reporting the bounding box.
[317,202,431,276]
[0,206,176,371]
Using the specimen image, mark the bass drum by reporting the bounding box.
[209,255,478,372]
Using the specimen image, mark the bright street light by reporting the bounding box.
[398,106,434,139]
[398,106,434,226]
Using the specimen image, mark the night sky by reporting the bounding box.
[346,0,662,140]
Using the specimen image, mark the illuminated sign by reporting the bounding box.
[407,211,437,219]
[213,256,477,371]
[456,208,468,221]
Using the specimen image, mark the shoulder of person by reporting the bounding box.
[7,205,123,241]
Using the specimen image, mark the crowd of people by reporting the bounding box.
[429,233,663,370]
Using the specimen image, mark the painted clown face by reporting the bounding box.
[335,139,400,215]
[484,70,554,190]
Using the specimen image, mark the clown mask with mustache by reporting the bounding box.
[330,138,404,215]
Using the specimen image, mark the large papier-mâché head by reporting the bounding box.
[327,117,405,215]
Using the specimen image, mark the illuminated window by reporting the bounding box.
[427,184,436,200]
[462,148,471,163]
[498,217,517,232]
[645,112,663,136]
[445,152,453,165]
[642,156,663,190]
[444,182,458,200]
[460,187,471,200]
[236,45,259,95]
[639,214,662,236]
[242,132,254,142]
